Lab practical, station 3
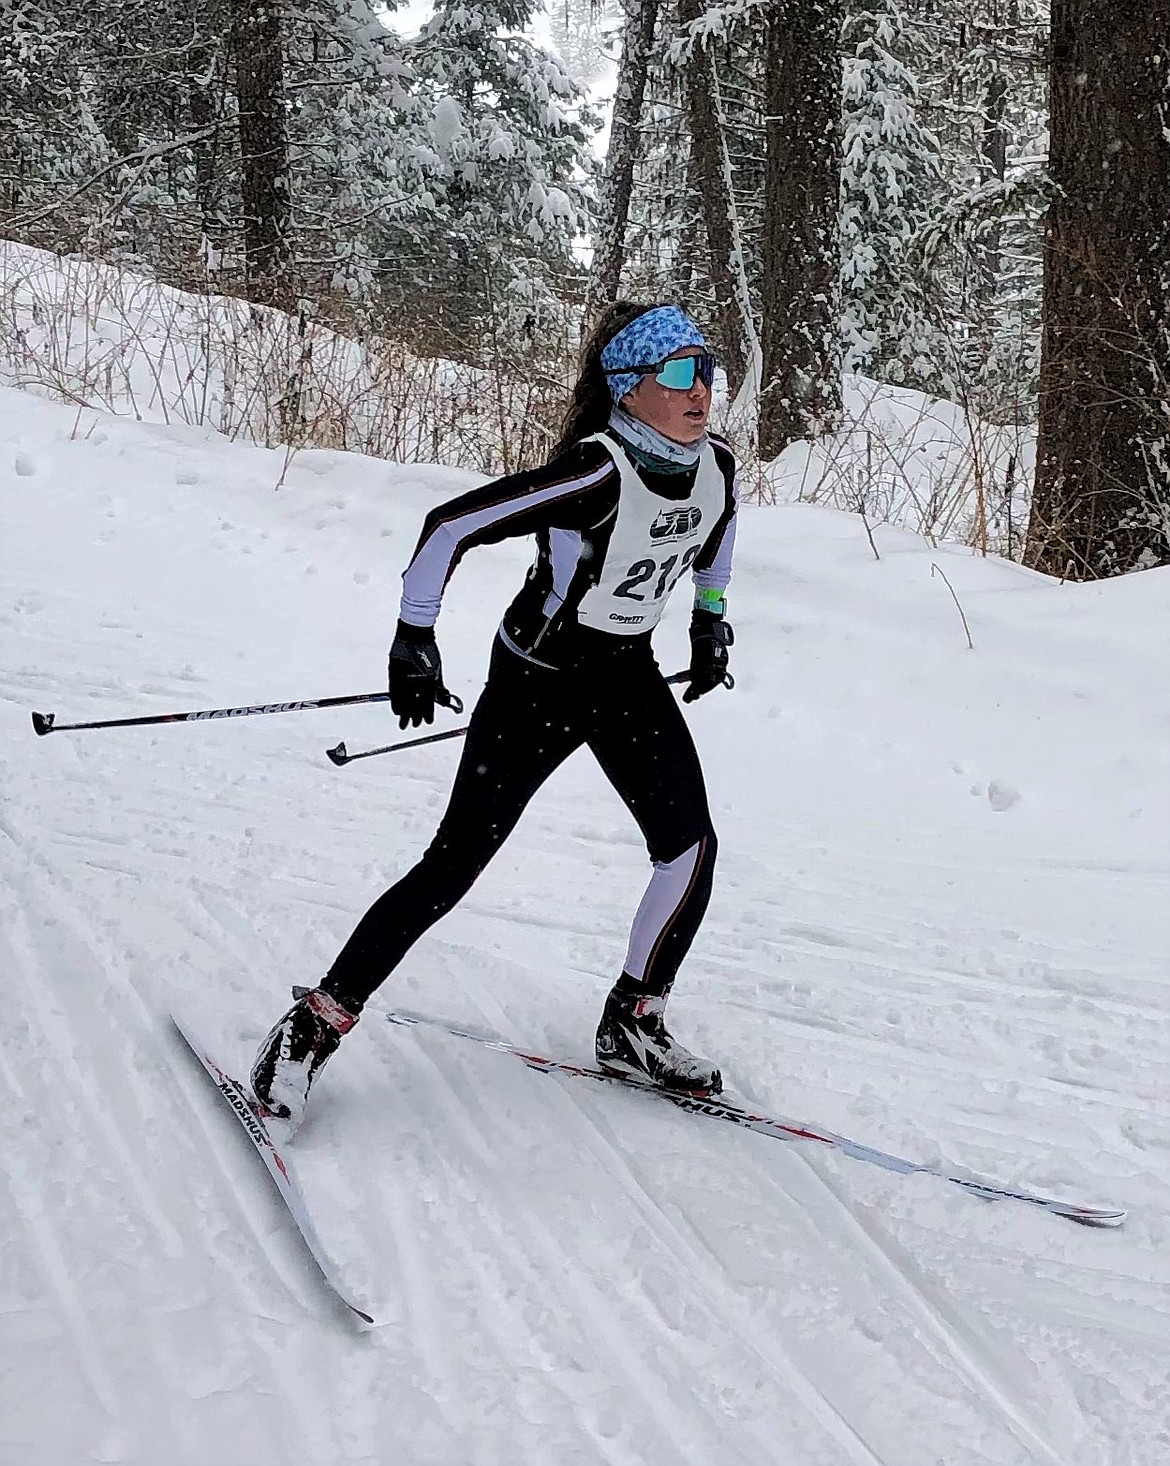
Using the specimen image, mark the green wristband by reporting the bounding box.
[694,588,727,617]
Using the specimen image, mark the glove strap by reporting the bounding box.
[436,685,464,715]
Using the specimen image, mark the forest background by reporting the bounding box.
[2,0,1167,579]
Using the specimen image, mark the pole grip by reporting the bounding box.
[31,712,55,736]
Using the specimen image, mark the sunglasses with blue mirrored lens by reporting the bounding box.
[607,352,717,391]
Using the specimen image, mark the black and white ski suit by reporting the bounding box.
[322,429,739,1012]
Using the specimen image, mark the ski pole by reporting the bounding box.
[327,724,470,766]
[323,671,732,767]
[31,686,464,738]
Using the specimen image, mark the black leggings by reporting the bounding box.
[322,635,717,1010]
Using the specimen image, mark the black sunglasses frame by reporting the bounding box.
[603,352,717,388]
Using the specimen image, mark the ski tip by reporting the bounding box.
[171,1008,205,1055]
[1067,1209,1127,1229]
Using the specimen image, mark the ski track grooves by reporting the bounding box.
[363,1105,634,1465]
[775,1147,1070,1465]
[551,1084,891,1466]
[1,849,186,1263]
[0,1039,123,1421]
[397,991,1101,1466]
[405,1026,889,1466]
[0,817,346,1463]
[405,1040,727,1466]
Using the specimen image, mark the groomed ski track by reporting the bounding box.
[3,386,1169,1465]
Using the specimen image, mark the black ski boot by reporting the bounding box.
[595,978,722,1094]
[251,987,359,1123]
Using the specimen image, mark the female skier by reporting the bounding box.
[251,301,739,1123]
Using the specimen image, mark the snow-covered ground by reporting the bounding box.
[1,239,1029,549]
[0,241,554,473]
[3,380,1169,1466]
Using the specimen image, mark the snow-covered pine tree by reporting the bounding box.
[1,0,596,354]
[612,29,694,300]
[280,0,439,308]
[415,0,596,342]
[0,2,113,247]
[839,0,945,390]
[585,0,662,325]
[591,0,767,413]
[902,0,1050,421]
[546,0,620,85]
[288,0,596,345]
[676,0,759,401]
[0,0,232,269]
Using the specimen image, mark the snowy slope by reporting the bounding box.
[2,385,1168,1466]
[2,240,1027,551]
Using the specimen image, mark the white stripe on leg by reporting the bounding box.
[621,840,701,981]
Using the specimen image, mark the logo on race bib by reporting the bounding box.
[609,611,647,624]
[649,506,702,540]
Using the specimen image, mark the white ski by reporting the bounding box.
[172,1012,374,1323]
[385,1008,1127,1229]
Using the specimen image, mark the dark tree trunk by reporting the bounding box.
[668,143,703,305]
[190,31,231,266]
[584,0,660,326]
[1026,0,1170,577]
[758,0,843,461]
[679,0,750,398]
[978,69,1008,294]
[232,0,292,304]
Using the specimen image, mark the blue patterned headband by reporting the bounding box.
[600,305,707,404]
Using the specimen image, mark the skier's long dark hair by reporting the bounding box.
[553,300,666,456]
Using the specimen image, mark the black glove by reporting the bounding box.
[388,620,445,729]
[682,611,734,703]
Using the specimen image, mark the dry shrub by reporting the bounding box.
[0,243,574,476]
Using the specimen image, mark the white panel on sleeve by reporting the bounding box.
[692,474,739,594]
[399,461,614,626]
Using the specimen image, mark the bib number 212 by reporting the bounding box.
[614,544,700,602]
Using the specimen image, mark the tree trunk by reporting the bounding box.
[1025,0,1170,577]
[190,30,230,270]
[758,0,843,461]
[978,69,1007,294]
[584,0,660,326]
[232,0,292,304]
[678,0,759,402]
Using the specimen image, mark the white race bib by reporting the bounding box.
[575,436,725,635]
